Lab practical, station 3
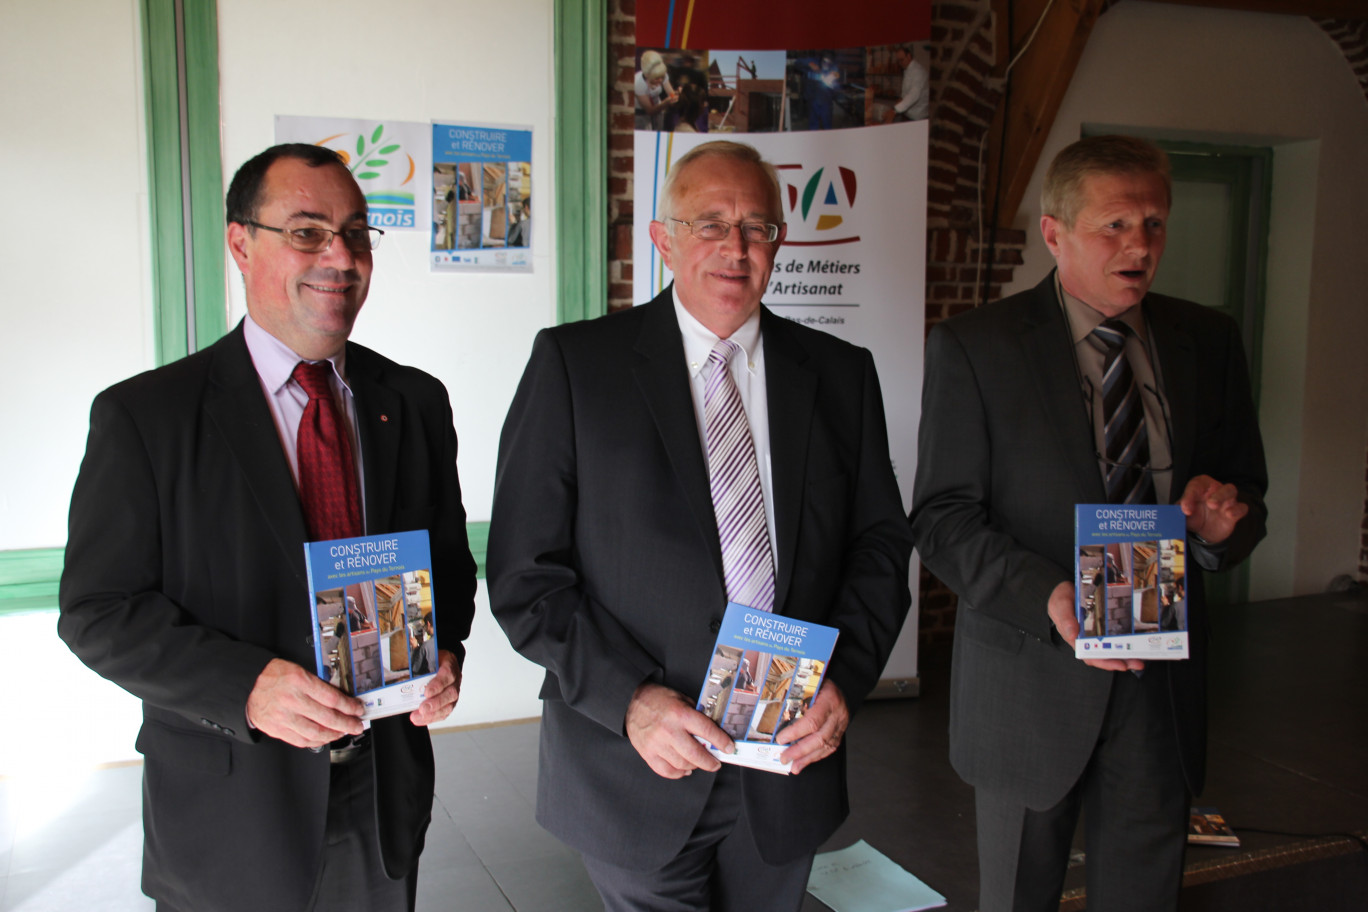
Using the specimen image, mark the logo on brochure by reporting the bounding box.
[311,123,417,228]
[775,163,860,246]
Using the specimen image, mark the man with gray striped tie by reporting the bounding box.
[910,135,1268,912]
[488,140,913,910]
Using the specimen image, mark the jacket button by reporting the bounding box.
[709,618,722,634]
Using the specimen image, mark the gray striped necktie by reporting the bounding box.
[1090,320,1155,505]
[704,339,775,612]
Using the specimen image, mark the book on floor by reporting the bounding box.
[694,601,839,774]
[304,529,439,721]
[1188,807,1241,847]
[1074,504,1189,660]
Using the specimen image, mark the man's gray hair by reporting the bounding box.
[1042,135,1172,229]
[657,141,784,228]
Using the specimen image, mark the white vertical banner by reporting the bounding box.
[633,125,926,499]
[633,125,927,682]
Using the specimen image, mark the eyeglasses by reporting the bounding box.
[1083,377,1175,474]
[247,221,384,253]
[667,217,780,243]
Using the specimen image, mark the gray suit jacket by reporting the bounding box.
[59,324,477,911]
[487,289,913,870]
[910,273,1267,808]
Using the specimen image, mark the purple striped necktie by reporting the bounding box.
[704,339,775,612]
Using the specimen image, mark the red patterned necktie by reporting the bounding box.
[292,361,362,541]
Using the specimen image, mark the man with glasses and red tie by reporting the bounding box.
[488,140,913,910]
[59,143,477,912]
[910,135,1268,912]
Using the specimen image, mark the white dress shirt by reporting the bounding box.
[242,313,368,529]
[672,291,778,573]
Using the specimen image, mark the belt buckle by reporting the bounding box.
[328,730,371,764]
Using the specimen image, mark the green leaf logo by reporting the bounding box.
[347,124,403,184]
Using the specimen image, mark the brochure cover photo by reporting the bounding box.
[304,530,438,720]
[1075,504,1188,660]
[695,601,839,774]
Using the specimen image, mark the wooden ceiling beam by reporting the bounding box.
[984,0,1107,231]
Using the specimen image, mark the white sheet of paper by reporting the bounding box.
[805,839,946,912]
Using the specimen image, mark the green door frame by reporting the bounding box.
[1160,140,1272,606]
[144,0,228,364]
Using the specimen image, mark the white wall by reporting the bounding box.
[0,0,154,550]
[1000,2,1368,599]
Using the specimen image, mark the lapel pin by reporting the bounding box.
[380,415,389,422]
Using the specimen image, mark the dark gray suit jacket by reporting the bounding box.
[58,324,477,911]
[910,273,1267,809]
[487,289,913,870]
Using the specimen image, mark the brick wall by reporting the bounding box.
[608,0,639,313]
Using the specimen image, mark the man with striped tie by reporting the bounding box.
[488,140,913,910]
[910,135,1268,912]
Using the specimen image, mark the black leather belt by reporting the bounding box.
[329,730,371,764]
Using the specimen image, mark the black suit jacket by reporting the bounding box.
[58,324,477,911]
[910,273,1267,808]
[487,289,913,870]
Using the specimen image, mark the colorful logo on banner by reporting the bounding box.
[777,162,860,246]
[311,123,417,229]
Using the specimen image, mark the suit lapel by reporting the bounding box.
[1020,275,1107,503]
[203,326,310,584]
[761,309,817,613]
[1145,296,1197,494]
[630,290,725,582]
[345,344,403,534]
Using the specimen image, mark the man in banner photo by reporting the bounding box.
[488,141,912,910]
[910,135,1267,912]
[59,143,477,912]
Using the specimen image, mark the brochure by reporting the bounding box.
[1074,504,1188,660]
[695,601,839,774]
[1188,807,1241,847]
[304,529,438,720]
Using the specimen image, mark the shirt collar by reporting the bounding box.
[1054,272,1148,346]
[672,287,763,379]
[243,313,351,394]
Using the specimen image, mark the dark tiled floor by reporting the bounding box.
[2,590,1364,911]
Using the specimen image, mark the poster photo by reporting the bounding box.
[274,116,431,232]
[430,122,533,273]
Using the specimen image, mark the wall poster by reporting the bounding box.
[275,116,430,232]
[430,123,533,273]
